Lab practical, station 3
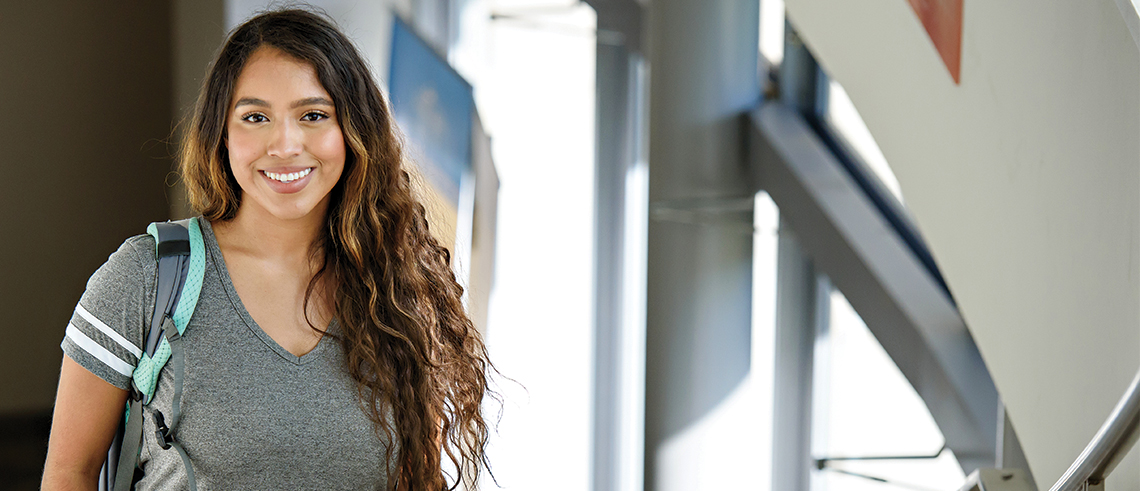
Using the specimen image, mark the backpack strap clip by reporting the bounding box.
[153,411,173,450]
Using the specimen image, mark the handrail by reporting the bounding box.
[1050,368,1140,491]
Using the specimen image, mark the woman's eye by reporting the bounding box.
[241,113,268,123]
[301,111,329,122]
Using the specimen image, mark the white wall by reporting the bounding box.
[783,0,1140,487]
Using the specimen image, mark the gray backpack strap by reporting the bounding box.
[112,398,145,491]
[102,218,202,491]
[158,327,197,490]
[145,221,192,357]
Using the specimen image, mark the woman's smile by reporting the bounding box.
[260,166,316,194]
[263,167,313,183]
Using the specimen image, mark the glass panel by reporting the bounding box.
[823,80,905,204]
[752,191,781,489]
[816,289,966,490]
[759,0,785,66]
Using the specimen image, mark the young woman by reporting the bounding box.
[42,9,492,490]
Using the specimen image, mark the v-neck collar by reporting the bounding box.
[199,217,336,365]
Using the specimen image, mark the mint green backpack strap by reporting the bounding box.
[133,217,205,402]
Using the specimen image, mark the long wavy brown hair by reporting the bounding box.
[179,8,493,490]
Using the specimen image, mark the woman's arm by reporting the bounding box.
[41,355,129,491]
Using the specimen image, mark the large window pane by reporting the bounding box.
[816,289,966,490]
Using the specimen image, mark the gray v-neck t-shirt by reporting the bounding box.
[62,218,390,490]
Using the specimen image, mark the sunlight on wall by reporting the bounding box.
[477,2,597,490]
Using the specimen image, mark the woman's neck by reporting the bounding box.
[211,203,325,263]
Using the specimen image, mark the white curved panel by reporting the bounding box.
[784,0,1140,487]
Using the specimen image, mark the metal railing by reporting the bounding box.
[1050,368,1140,491]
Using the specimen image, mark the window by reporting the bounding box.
[815,289,966,490]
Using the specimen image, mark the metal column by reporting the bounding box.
[588,1,647,490]
[643,0,760,489]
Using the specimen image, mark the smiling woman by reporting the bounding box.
[41,9,494,491]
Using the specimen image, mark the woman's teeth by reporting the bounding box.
[264,168,312,183]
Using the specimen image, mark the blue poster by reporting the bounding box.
[389,17,473,205]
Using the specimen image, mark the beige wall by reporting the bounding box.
[170,0,226,219]
[0,2,174,413]
[785,0,1140,487]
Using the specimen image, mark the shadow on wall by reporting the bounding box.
[0,414,52,490]
[0,1,176,483]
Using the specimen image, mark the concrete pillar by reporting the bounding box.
[643,0,760,489]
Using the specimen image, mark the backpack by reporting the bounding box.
[99,217,205,491]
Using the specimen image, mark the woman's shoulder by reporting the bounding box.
[63,231,161,391]
[121,233,157,260]
[92,233,157,284]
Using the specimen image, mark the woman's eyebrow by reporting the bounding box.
[291,97,334,109]
[234,97,269,108]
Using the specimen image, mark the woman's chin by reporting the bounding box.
[240,197,326,224]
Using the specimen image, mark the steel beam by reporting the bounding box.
[750,102,1002,474]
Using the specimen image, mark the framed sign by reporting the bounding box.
[389,16,474,206]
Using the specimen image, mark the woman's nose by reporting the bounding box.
[266,121,303,158]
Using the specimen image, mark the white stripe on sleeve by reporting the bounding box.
[75,304,142,358]
[65,324,134,377]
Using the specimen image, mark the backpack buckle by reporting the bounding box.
[153,410,173,450]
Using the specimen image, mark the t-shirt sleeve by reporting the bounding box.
[61,235,156,390]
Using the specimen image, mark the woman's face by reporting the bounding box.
[226,46,346,223]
